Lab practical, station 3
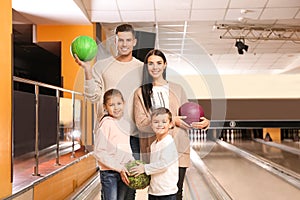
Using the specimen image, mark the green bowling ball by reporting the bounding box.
[70,35,98,61]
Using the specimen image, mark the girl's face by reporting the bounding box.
[151,113,171,140]
[104,94,125,119]
[147,55,166,80]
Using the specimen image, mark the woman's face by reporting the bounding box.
[147,55,166,80]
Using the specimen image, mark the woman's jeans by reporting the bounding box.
[100,170,130,200]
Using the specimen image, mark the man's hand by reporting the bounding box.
[74,54,93,80]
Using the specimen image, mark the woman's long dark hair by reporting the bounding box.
[141,49,167,111]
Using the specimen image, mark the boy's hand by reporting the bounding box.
[129,163,145,177]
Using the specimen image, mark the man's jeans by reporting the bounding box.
[130,135,140,160]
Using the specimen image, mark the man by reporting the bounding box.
[75,23,143,200]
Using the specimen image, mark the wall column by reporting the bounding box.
[0,0,12,198]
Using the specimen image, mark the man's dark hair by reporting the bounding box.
[115,24,135,36]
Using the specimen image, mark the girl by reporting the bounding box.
[133,49,210,199]
[94,89,134,200]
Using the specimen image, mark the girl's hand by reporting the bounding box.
[191,117,210,130]
[129,163,145,177]
[120,168,130,185]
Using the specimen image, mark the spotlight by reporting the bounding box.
[235,40,248,54]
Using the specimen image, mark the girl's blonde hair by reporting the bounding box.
[103,88,124,105]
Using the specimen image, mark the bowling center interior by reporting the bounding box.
[1,1,300,200]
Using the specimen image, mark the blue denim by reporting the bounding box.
[176,167,187,200]
[130,135,140,160]
[100,170,129,200]
[125,187,136,200]
[148,193,177,200]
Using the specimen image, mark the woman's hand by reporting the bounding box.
[129,163,145,177]
[191,117,210,130]
[173,116,191,130]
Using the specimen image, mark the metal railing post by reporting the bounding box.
[84,97,88,152]
[55,89,61,165]
[33,84,41,176]
[71,92,76,158]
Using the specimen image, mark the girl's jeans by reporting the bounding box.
[100,170,129,200]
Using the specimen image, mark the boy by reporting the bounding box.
[130,107,178,200]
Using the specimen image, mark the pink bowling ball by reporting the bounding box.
[179,102,205,124]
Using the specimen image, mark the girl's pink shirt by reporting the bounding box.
[93,116,134,172]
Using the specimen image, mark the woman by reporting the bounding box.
[133,49,210,200]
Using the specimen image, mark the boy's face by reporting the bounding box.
[115,31,136,56]
[151,113,171,137]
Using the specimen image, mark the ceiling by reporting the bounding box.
[12,0,300,75]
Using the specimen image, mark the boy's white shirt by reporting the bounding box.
[144,134,179,196]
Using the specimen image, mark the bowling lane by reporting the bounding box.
[281,140,300,150]
[196,142,300,200]
[231,140,300,174]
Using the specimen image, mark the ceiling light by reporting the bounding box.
[238,17,246,22]
[235,39,248,55]
[240,9,249,14]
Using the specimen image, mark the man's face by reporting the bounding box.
[116,31,136,56]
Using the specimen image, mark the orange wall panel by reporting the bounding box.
[36,25,95,97]
[263,128,281,143]
[0,0,12,198]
